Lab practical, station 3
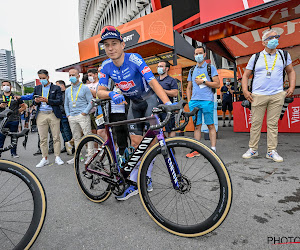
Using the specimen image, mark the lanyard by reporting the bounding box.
[42,87,50,98]
[2,95,12,107]
[264,53,278,72]
[71,83,82,103]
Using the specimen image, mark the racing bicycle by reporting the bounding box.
[0,108,47,249]
[74,99,232,237]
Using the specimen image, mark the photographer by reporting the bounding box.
[242,29,296,162]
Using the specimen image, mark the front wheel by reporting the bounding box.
[138,137,232,237]
[74,134,114,203]
[0,160,47,249]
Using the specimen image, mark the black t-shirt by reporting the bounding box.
[0,93,24,122]
[156,75,178,103]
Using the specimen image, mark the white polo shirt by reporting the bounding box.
[246,49,292,95]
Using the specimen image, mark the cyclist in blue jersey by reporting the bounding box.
[97,25,172,200]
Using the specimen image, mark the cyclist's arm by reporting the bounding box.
[149,78,170,104]
[97,85,111,99]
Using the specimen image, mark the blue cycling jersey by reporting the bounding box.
[98,53,155,101]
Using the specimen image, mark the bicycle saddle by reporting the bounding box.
[157,100,187,113]
[0,109,13,118]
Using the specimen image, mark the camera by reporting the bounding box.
[241,100,251,109]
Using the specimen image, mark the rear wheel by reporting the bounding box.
[0,160,47,249]
[74,134,114,203]
[138,137,232,237]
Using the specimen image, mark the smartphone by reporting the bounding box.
[34,95,41,98]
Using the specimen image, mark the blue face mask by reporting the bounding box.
[40,79,48,86]
[69,76,77,84]
[157,67,164,75]
[195,54,204,63]
[267,39,279,49]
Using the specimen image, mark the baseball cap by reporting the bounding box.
[100,25,123,43]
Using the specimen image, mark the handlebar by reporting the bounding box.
[150,100,199,131]
[0,128,29,153]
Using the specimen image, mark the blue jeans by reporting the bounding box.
[0,120,19,155]
[60,116,72,143]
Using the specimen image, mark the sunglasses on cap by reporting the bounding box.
[264,35,280,41]
[100,25,120,35]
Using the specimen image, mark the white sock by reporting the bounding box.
[211,146,216,151]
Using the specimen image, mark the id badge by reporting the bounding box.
[266,71,271,79]
[95,114,104,126]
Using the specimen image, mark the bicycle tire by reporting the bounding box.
[74,134,114,203]
[138,137,232,237]
[0,160,47,249]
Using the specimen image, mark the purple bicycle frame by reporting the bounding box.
[85,114,180,189]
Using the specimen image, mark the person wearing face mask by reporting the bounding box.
[220,78,234,127]
[15,69,64,167]
[186,46,220,157]
[0,81,27,158]
[64,68,93,165]
[87,69,100,135]
[156,60,178,138]
[242,29,296,162]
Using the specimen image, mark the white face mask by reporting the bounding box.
[88,76,94,83]
[3,86,10,92]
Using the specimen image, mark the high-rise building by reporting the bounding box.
[0,49,17,82]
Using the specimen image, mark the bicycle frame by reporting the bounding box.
[85,114,181,189]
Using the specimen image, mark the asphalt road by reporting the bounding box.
[2,122,300,250]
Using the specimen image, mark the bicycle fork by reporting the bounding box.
[157,132,181,190]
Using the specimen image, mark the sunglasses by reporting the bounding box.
[264,35,280,41]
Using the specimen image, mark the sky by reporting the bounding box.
[0,0,80,86]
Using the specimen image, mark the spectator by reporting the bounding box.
[65,68,93,164]
[82,74,90,84]
[87,69,101,137]
[237,77,246,101]
[186,46,220,157]
[56,80,73,154]
[17,69,64,167]
[242,29,296,162]
[220,78,234,127]
[0,80,27,158]
[156,60,178,137]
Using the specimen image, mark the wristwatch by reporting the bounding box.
[202,80,206,84]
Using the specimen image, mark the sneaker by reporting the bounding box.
[147,177,153,192]
[55,156,64,165]
[242,148,258,159]
[266,150,283,162]
[36,158,49,168]
[65,141,73,155]
[67,158,74,165]
[228,122,232,127]
[222,123,226,127]
[186,151,200,158]
[11,154,19,158]
[115,185,138,201]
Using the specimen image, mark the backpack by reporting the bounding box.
[190,63,216,93]
[250,50,288,92]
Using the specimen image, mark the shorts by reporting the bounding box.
[188,100,214,126]
[158,113,175,133]
[90,113,97,130]
[127,93,159,136]
[222,101,233,112]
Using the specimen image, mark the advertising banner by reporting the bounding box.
[233,99,300,133]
